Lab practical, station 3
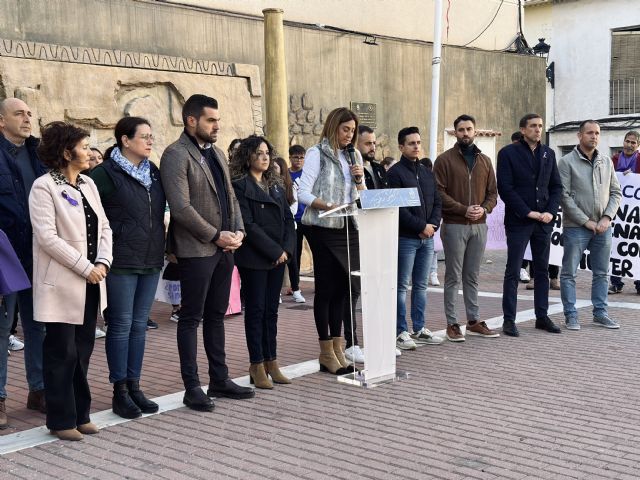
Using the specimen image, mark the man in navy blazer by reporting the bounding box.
[497,113,563,337]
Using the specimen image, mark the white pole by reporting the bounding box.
[429,0,443,161]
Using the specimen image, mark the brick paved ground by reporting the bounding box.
[2,250,640,479]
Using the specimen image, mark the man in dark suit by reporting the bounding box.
[160,94,254,411]
[497,113,563,337]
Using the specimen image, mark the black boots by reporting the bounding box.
[127,380,159,413]
[502,319,520,337]
[535,316,562,334]
[112,380,141,419]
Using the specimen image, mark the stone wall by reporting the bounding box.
[0,38,263,162]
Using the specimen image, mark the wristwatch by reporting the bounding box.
[326,202,334,209]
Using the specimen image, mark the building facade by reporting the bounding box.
[525,0,640,156]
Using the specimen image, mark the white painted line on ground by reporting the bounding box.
[0,292,634,455]
[0,360,320,456]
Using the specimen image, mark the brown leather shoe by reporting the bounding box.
[550,278,560,290]
[446,324,465,342]
[467,321,500,338]
[27,389,46,414]
[77,422,99,434]
[0,398,7,429]
[51,428,83,441]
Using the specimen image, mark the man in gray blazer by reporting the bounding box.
[160,94,253,411]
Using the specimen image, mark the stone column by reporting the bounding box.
[262,8,289,164]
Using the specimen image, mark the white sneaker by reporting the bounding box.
[410,327,444,345]
[8,335,24,351]
[429,272,440,286]
[170,309,180,323]
[94,328,106,339]
[292,290,306,303]
[396,331,417,350]
[279,295,282,304]
[345,345,365,363]
[519,268,530,283]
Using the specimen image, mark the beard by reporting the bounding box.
[457,137,473,146]
[195,124,217,144]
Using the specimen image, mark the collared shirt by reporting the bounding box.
[577,146,598,163]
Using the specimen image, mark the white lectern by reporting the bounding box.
[320,188,421,387]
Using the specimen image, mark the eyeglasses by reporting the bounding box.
[136,134,155,142]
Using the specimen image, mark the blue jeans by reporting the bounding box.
[397,237,434,335]
[19,285,45,392]
[560,226,611,321]
[105,272,160,383]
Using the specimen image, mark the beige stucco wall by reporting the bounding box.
[164,0,521,51]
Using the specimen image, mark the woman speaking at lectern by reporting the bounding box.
[298,107,366,375]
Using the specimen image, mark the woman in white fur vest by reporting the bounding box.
[298,107,366,375]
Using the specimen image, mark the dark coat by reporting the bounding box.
[92,158,166,269]
[0,134,47,265]
[387,156,442,238]
[160,132,244,258]
[232,176,295,270]
[497,140,562,230]
[364,161,388,190]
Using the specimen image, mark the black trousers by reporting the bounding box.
[288,222,312,291]
[238,265,285,364]
[503,224,551,321]
[308,221,360,348]
[177,252,233,389]
[43,284,98,431]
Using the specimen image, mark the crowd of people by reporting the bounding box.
[0,92,634,441]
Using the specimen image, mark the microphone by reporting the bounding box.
[346,144,357,166]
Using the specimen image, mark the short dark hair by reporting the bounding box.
[104,116,151,161]
[454,114,476,129]
[90,147,104,157]
[37,121,89,169]
[511,131,524,142]
[398,126,420,145]
[289,144,306,156]
[182,94,218,125]
[519,113,542,129]
[578,119,600,132]
[358,125,374,136]
[624,130,640,142]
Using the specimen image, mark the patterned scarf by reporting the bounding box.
[110,146,152,191]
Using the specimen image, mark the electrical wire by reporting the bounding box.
[462,0,506,47]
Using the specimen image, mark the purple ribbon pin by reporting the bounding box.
[61,190,79,207]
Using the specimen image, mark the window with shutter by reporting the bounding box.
[610,28,640,115]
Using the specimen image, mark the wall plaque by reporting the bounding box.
[351,102,377,128]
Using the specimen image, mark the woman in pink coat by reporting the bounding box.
[30,122,112,441]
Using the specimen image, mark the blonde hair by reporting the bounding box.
[320,107,359,151]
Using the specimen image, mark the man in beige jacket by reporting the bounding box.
[160,94,252,412]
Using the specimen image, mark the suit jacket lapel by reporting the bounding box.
[180,133,217,194]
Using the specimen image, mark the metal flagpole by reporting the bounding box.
[429,0,443,162]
